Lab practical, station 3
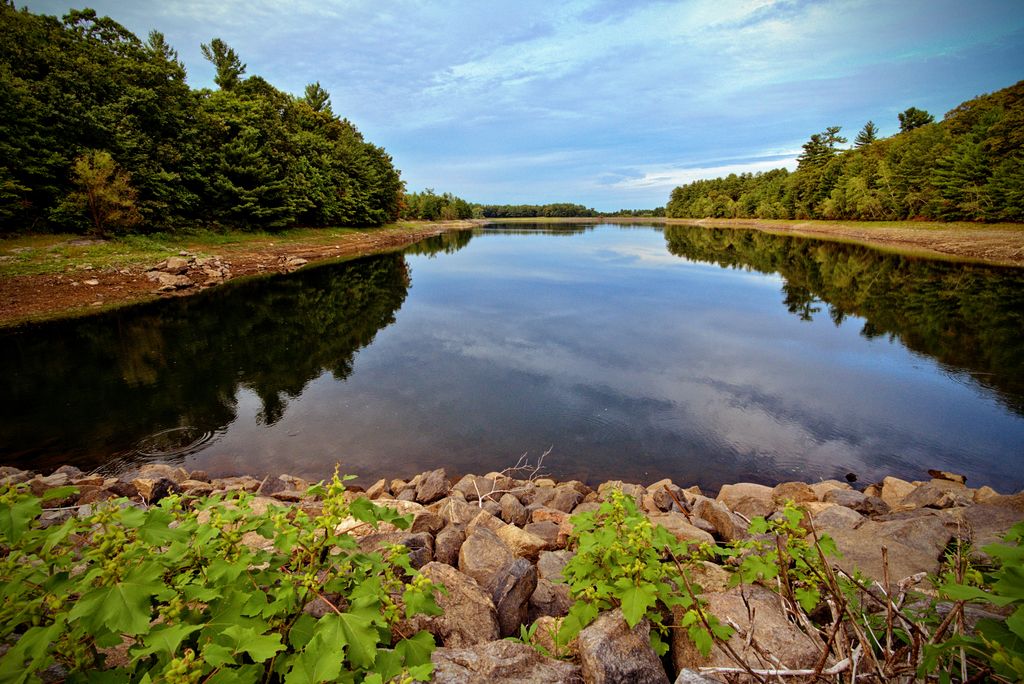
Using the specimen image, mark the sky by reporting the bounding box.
[22,0,1024,210]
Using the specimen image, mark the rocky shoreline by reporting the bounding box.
[3,464,1022,683]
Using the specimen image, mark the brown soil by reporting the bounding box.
[0,222,471,327]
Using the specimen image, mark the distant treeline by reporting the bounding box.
[400,190,473,221]
[474,203,599,218]
[666,81,1024,222]
[0,5,402,235]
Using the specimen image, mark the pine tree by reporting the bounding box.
[898,107,934,132]
[855,121,878,147]
[200,38,245,90]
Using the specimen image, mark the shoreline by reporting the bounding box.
[0,220,474,328]
[485,216,1024,268]
[3,463,1021,681]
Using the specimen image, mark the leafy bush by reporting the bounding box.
[0,473,441,683]
[556,489,731,657]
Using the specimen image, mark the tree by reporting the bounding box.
[303,82,332,114]
[67,150,142,235]
[854,121,878,147]
[200,38,245,90]
[898,107,934,133]
[797,126,846,169]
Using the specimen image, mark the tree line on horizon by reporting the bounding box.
[666,81,1024,222]
[0,4,402,236]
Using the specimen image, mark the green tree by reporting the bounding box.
[303,81,332,114]
[797,126,846,169]
[898,106,935,132]
[67,150,142,235]
[854,120,878,147]
[200,37,245,90]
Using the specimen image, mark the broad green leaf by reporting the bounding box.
[69,565,164,636]
[221,625,285,662]
[395,631,434,667]
[370,649,402,683]
[131,623,202,661]
[288,614,317,650]
[285,634,344,684]
[201,642,237,668]
[688,624,713,658]
[0,496,41,543]
[614,580,656,628]
[335,611,379,669]
[206,664,262,684]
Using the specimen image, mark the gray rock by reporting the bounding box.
[597,480,646,503]
[431,639,583,683]
[862,513,952,557]
[548,487,583,513]
[524,521,560,549]
[458,528,537,636]
[434,496,481,526]
[674,671,721,684]
[648,512,715,547]
[163,256,190,273]
[811,504,866,531]
[827,525,942,583]
[528,578,573,621]
[901,482,972,509]
[435,524,467,566]
[537,549,575,581]
[416,468,450,504]
[499,492,529,526]
[672,585,824,675]
[453,474,498,501]
[577,608,669,684]
[823,488,890,515]
[690,496,746,541]
[404,562,499,647]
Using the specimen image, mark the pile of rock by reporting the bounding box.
[2,463,1020,683]
[145,254,230,292]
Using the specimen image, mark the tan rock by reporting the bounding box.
[810,479,852,500]
[648,512,715,547]
[403,562,499,647]
[771,481,817,504]
[880,476,916,507]
[716,482,772,510]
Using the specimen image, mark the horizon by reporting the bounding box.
[21,0,1024,211]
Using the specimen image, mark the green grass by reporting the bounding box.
[0,224,437,278]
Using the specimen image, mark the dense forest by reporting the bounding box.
[0,4,402,235]
[400,189,473,221]
[666,81,1024,222]
[474,203,598,218]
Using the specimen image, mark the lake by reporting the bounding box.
[2,222,1023,492]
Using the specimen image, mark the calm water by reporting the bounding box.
[2,223,1023,491]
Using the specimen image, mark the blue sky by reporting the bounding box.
[23,0,1024,210]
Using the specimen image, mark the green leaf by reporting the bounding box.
[205,664,263,684]
[131,623,203,661]
[221,625,285,662]
[201,642,236,668]
[615,580,656,628]
[287,614,317,650]
[0,496,41,543]
[794,587,820,613]
[69,565,164,636]
[41,486,79,502]
[408,663,434,681]
[688,623,713,658]
[395,631,434,668]
[335,611,379,669]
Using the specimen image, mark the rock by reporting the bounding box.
[901,482,972,509]
[862,514,952,557]
[135,463,189,484]
[211,476,261,492]
[83,278,99,286]
[434,496,482,526]
[453,474,498,501]
[500,493,529,526]
[672,585,824,676]
[690,496,746,541]
[269,489,304,502]
[939,498,1024,561]
[879,476,916,507]
[524,521,560,549]
[365,478,388,499]
[809,479,852,500]
[537,550,575,581]
[688,560,732,593]
[163,256,190,273]
[531,506,569,525]
[468,510,548,560]
[928,469,967,485]
[973,486,1000,503]
[577,609,669,684]
[374,499,444,535]
[716,482,772,510]
[810,504,865,531]
[131,477,180,502]
[404,562,499,647]
[431,639,583,683]
[178,480,215,496]
[458,528,537,637]
[75,486,118,505]
[673,670,721,684]
[396,488,417,502]
[771,481,817,504]
[597,480,646,503]
[822,488,890,515]
[826,525,943,583]
[648,512,715,547]
[528,578,573,621]
[148,272,193,290]
[548,487,583,513]
[435,524,467,566]
[528,487,558,508]
[416,468,450,504]
[647,479,687,512]
[358,531,433,569]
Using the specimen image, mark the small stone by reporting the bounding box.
[928,469,967,485]
[500,492,529,526]
[83,279,99,286]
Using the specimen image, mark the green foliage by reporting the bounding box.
[925,522,1024,680]
[0,472,442,683]
[557,489,732,658]
[401,189,473,221]
[666,80,1024,222]
[475,203,598,219]
[0,4,403,235]
[65,150,142,235]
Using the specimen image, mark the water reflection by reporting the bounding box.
[0,252,416,473]
[1,223,1022,491]
[664,225,1024,414]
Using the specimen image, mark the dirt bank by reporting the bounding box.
[0,221,473,327]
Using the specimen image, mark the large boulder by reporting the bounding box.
[358,531,433,569]
[771,481,817,505]
[648,512,715,547]
[403,562,499,647]
[435,524,467,566]
[433,496,482,526]
[822,488,890,516]
[716,483,772,511]
[672,585,824,675]
[690,497,746,542]
[500,492,529,526]
[577,609,669,684]
[537,550,575,581]
[431,639,583,683]
[879,476,916,507]
[467,510,548,560]
[415,468,450,504]
[458,527,537,637]
[826,525,941,583]
[528,578,573,621]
